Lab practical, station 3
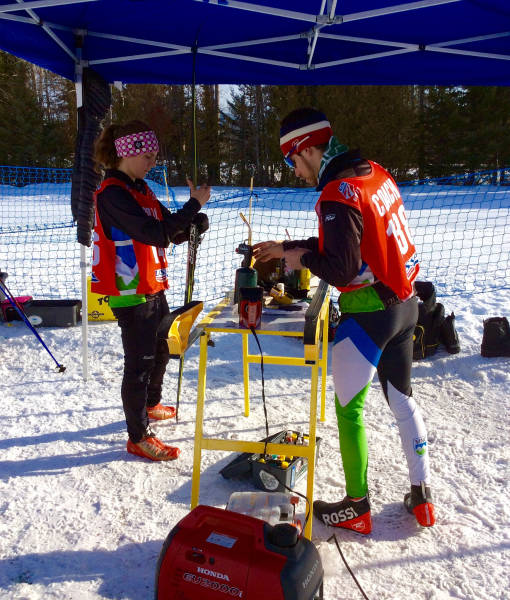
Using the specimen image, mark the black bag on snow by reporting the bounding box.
[413,281,445,360]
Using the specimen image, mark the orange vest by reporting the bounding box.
[91,177,169,296]
[316,161,419,300]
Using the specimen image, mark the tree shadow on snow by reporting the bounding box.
[0,539,167,599]
[0,420,125,451]
[0,420,127,478]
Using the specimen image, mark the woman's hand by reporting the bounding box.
[252,241,284,262]
[187,178,211,207]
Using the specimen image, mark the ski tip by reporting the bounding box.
[57,365,66,373]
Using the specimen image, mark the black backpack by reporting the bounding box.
[413,281,461,359]
[413,281,445,359]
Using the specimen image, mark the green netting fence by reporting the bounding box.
[1,165,509,310]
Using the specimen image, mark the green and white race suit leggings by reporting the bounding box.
[332,297,430,498]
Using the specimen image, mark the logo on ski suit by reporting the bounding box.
[338,181,356,201]
[414,437,427,456]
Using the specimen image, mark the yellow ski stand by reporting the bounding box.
[157,300,203,358]
[189,281,330,540]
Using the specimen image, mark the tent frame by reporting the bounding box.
[2,0,509,79]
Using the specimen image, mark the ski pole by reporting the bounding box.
[174,36,200,423]
[0,280,66,372]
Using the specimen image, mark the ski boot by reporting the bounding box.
[404,482,435,527]
[440,312,460,354]
[481,317,510,357]
[313,495,372,534]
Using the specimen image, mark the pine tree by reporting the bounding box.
[419,87,467,178]
[0,51,47,166]
[198,85,220,184]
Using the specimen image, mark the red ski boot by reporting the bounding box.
[404,483,435,527]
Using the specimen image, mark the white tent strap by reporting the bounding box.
[203,34,301,52]
[0,12,36,23]
[341,0,462,25]
[428,46,510,61]
[196,0,462,26]
[193,0,319,24]
[433,31,510,48]
[89,49,188,67]
[88,30,188,52]
[0,0,97,13]
[314,47,417,70]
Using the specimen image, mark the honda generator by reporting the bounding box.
[155,505,324,600]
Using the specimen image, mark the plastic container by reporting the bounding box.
[226,491,298,528]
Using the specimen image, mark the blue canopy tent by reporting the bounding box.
[1,0,509,86]
[1,0,509,378]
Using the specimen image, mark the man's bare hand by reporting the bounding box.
[283,248,309,270]
[187,178,211,207]
[252,241,284,262]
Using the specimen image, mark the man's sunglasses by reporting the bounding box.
[283,135,310,168]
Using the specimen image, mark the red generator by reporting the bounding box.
[155,505,324,600]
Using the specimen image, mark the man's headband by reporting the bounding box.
[114,130,159,158]
[280,119,332,157]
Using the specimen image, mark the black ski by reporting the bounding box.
[175,222,200,422]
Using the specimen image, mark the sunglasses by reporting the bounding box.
[283,135,311,168]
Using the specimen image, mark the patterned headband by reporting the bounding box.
[114,130,159,158]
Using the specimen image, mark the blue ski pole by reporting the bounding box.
[0,280,66,372]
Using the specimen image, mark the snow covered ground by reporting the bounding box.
[0,185,509,599]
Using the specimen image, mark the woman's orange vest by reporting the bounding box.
[91,177,169,296]
[316,161,419,301]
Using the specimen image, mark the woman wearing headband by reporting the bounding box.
[93,120,210,461]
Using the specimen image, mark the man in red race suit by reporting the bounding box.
[254,108,434,532]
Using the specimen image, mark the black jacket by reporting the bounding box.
[96,169,202,248]
[283,151,368,288]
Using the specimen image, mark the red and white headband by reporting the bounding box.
[279,120,332,158]
[114,130,159,158]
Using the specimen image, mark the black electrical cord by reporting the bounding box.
[250,326,269,449]
[328,534,371,600]
[249,325,311,533]
[250,315,366,600]
[279,479,311,536]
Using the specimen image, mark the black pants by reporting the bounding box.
[112,291,170,443]
[337,297,418,400]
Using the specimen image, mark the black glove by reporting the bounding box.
[170,213,209,245]
[192,212,209,235]
[171,229,190,245]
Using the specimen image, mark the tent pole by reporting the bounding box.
[192,42,198,185]
[75,56,89,381]
[80,243,89,381]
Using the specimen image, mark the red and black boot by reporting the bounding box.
[313,495,372,535]
[404,482,435,527]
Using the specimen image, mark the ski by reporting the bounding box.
[175,222,201,422]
